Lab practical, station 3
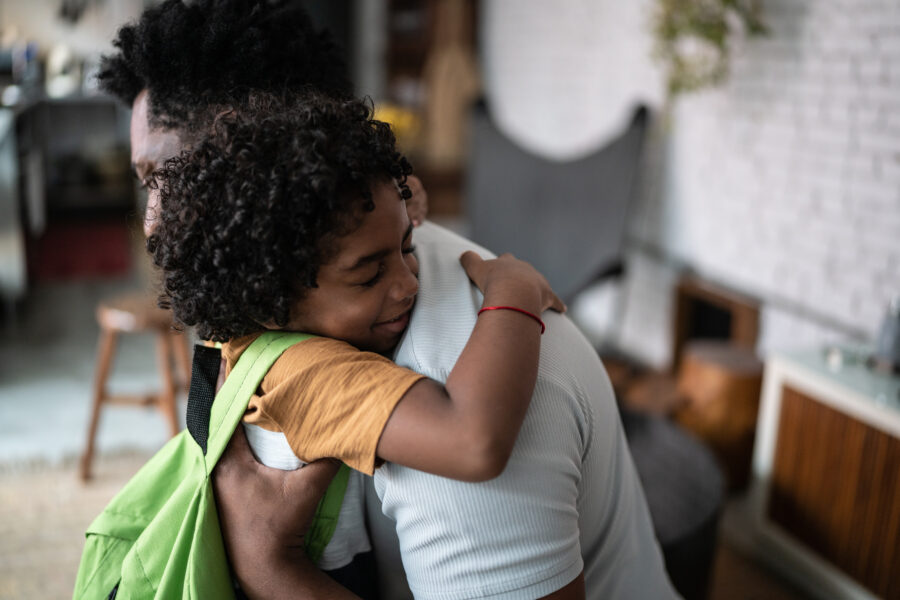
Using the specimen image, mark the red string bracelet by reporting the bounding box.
[478,306,545,334]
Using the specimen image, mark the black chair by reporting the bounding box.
[465,100,649,303]
[464,102,725,599]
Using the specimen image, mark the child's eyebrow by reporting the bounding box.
[342,223,413,272]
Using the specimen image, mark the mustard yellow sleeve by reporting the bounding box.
[245,337,424,475]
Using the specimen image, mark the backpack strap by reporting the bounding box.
[204,331,312,474]
[198,331,353,563]
[186,344,225,455]
[304,462,351,563]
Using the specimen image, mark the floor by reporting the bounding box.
[0,274,182,466]
[0,271,812,599]
[0,452,150,599]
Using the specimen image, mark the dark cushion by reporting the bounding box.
[621,408,724,600]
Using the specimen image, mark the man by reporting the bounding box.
[101,1,676,597]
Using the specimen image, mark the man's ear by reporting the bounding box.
[404,175,428,226]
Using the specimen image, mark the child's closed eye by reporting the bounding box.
[360,264,386,288]
[359,245,415,287]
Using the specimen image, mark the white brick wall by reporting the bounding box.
[484,0,900,368]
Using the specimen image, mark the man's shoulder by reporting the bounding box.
[395,222,486,372]
[414,221,495,259]
[403,222,612,405]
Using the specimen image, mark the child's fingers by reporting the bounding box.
[546,291,567,314]
[459,250,485,281]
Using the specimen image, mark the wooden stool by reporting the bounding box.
[80,292,191,481]
[674,341,763,491]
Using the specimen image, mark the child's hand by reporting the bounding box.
[460,251,566,315]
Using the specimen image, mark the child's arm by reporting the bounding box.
[376,251,565,482]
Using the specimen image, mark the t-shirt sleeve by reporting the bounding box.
[244,337,424,475]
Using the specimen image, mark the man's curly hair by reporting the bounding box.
[146,93,412,343]
[98,0,351,130]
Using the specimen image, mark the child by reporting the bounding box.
[147,92,564,579]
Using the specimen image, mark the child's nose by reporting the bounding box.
[392,264,418,302]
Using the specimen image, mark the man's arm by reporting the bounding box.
[212,427,358,599]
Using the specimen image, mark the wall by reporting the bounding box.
[483,0,900,368]
[1,0,144,58]
[352,0,387,100]
[481,0,664,161]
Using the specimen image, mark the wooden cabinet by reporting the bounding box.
[747,348,900,599]
[384,0,479,216]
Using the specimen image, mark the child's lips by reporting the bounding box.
[374,308,412,334]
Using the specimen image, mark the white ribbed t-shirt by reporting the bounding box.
[246,221,676,598]
[366,222,677,599]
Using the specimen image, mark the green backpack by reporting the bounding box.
[73,331,350,599]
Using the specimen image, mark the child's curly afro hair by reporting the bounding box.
[147,93,412,343]
[98,0,351,130]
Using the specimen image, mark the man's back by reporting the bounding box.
[370,222,676,599]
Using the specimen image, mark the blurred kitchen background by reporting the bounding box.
[1,1,898,599]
